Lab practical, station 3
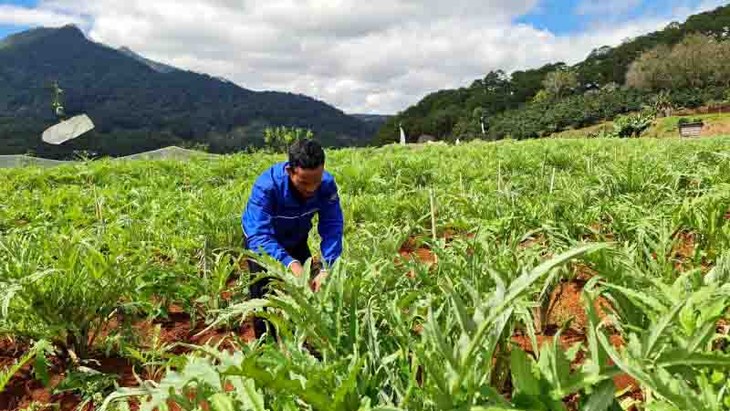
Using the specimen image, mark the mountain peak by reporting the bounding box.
[0,24,87,49]
[56,24,86,38]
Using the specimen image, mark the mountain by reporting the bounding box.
[117,47,178,74]
[0,25,373,158]
[376,4,730,143]
[351,114,391,124]
[350,114,392,134]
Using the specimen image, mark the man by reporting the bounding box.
[241,139,344,337]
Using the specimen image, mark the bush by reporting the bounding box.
[263,126,314,152]
[610,112,654,138]
[677,117,704,125]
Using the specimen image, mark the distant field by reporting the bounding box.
[2,138,730,410]
[552,111,730,139]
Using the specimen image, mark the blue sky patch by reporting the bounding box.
[517,0,711,35]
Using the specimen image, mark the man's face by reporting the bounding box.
[287,165,324,199]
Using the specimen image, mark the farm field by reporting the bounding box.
[551,112,730,140]
[2,137,730,410]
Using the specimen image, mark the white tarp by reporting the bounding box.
[118,146,217,160]
[42,114,95,145]
[0,155,70,168]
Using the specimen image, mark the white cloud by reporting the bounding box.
[0,4,83,27]
[1,0,725,113]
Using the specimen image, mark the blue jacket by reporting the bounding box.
[242,162,344,268]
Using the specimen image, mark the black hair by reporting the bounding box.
[288,139,325,169]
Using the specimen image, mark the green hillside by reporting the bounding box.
[0,26,373,159]
[376,5,730,143]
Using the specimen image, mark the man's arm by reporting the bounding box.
[317,180,344,268]
[243,183,298,270]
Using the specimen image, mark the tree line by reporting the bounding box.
[375,5,730,143]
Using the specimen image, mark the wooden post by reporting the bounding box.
[550,167,556,194]
[429,189,437,242]
[497,160,502,192]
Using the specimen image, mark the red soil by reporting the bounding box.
[1,299,256,410]
[518,233,548,251]
[588,222,616,242]
[511,273,640,406]
[397,236,439,279]
[671,230,697,271]
[397,231,477,278]
[673,231,696,260]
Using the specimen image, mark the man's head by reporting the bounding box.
[286,139,325,199]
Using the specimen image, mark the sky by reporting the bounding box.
[0,0,726,114]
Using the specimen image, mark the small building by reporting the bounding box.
[678,121,704,138]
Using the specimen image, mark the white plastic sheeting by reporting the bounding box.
[42,114,95,145]
[118,146,217,160]
[0,155,70,168]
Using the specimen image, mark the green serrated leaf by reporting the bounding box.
[444,279,476,336]
[209,393,235,411]
[34,349,50,387]
[241,378,266,411]
[644,301,685,357]
[659,351,730,368]
[583,380,617,411]
[510,348,540,396]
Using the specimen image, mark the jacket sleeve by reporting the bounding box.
[242,182,297,268]
[318,180,344,268]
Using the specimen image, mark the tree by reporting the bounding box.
[472,107,488,135]
[625,44,673,90]
[481,70,510,93]
[626,34,730,91]
[542,69,579,99]
[650,90,674,117]
[532,90,550,103]
[263,126,314,152]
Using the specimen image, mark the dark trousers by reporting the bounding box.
[244,236,312,338]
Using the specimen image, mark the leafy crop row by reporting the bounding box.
[2,138,730,409]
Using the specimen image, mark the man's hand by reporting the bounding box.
[310,270,328,293]
[290,261,304,277]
